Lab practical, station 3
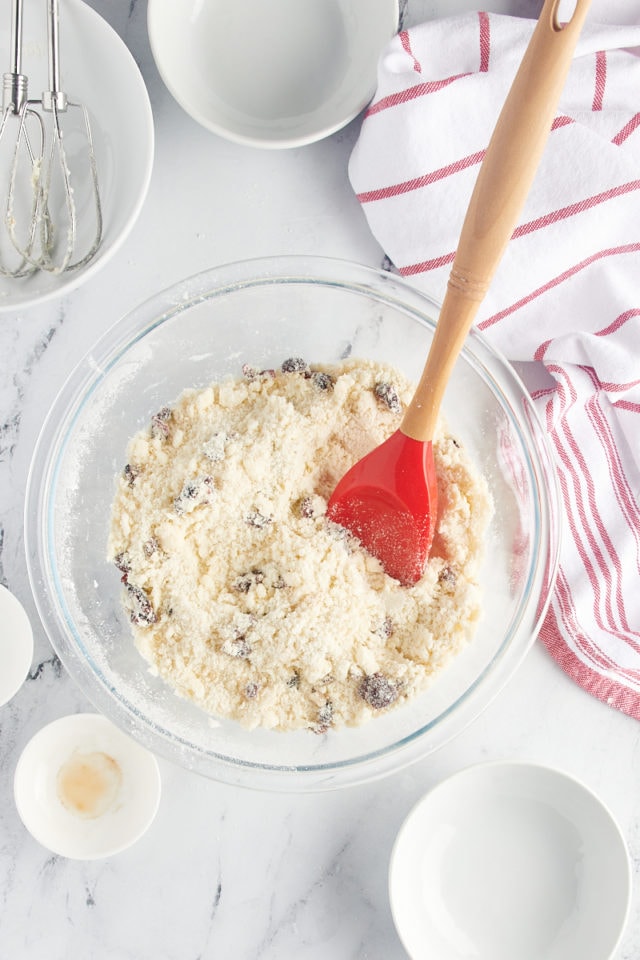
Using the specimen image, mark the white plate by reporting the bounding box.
[0,0,154,312]
[0,585,33,705]
[389,762,632,960]
[147,0,399,149]
[14,713,161,859]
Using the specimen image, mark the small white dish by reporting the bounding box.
[14,713,161,860]
[147,0,399,149]
[0,0,154,313]
[0,585,34,706]
[389,762,631,960]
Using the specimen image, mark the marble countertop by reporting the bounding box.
[1,1,638,957]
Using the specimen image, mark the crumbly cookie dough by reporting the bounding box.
[108,358,492,732]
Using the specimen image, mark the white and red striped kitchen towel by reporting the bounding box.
[349,8,640,719]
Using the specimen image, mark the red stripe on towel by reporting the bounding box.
[613,398,640,413]
[595,307,640,337]
[356,150,485,203]
[512,180,640,239]
[365,73,473,117]
[399,30,422,74]
[580,363,640,394]
[478,243,640,330]
[613,112,640,146]
[536,309,640,391]
[478,11,491,72]
[553,568,622,674]
[586,396,640,572]
[592,50,607,111]
[552,115,575,131]
[547,366,640,648]
[400,251,456,276]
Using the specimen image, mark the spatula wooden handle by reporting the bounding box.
[401,0,591,443]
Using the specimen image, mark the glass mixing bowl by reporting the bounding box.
[25,257,559,791]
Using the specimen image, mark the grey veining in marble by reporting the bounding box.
[1,2,639,959]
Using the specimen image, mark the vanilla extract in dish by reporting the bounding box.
[57,750,123,819]
[108,358,493,733]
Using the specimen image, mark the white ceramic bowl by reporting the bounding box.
[147,0,399,148]
[25,256,559,791]
[14,713,161,860]
[0,585,33,706]
[0,0,154,312]
[389,762,632,960]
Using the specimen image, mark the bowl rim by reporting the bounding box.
[388,760,632,960]
[24,255,561,790]
[146,0,399,149]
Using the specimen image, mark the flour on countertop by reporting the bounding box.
[108,358,492,732]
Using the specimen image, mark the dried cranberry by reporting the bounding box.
[174,476,215,515]
[233,568,265,593]
[150,406,172,438]
[311,371,335,392]
[126,583,157,626]
[359,673,399,709]
[242,364,276,380]
[233,576,251,595]
[281,357,309,374]
[114,551,131,577]
[123,464,139,487]
[438,566,457,587]
[374,382,401,413]
[143,538,159,558]
[312,701,334,734]
[114,553,132,585]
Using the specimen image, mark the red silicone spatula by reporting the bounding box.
[327,0,590,585]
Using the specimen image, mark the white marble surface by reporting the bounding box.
[1,1,639,958]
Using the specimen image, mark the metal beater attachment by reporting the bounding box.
[0,0,46,277]
[2,0,103,277]
[33,0,103,273]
